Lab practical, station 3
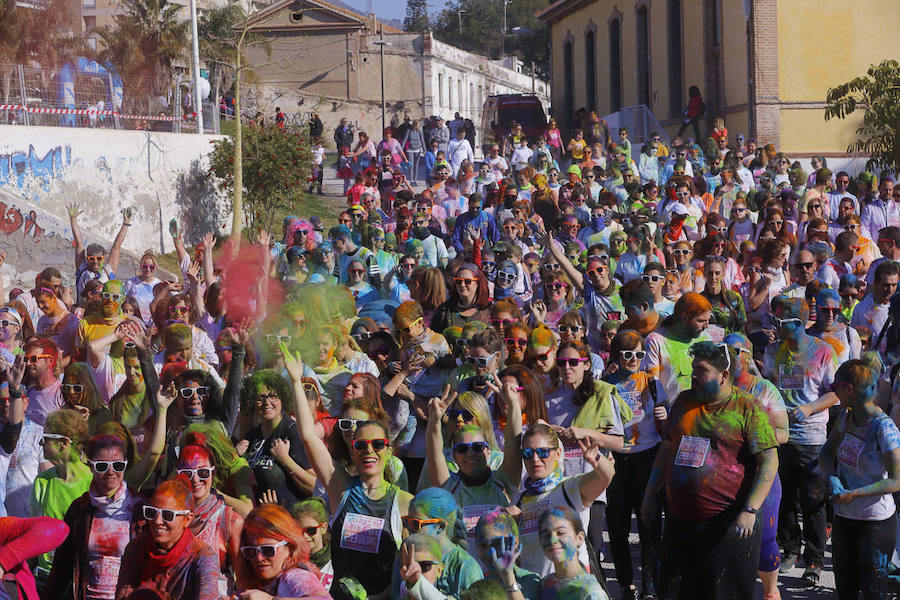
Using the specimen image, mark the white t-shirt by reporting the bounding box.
[123,276,162,324]
[516,476,590,577]
[0,418,44,517]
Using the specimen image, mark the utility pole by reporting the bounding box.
[458,9,465,38]
[189,0,203,133]
[372,32,392,134]
[500,0,509,57]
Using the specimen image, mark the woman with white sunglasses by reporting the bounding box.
[115,477,219,600]
[44,433,136,600]
[602,330,668,600]
[177,432,244,598]
[236,504,329,600]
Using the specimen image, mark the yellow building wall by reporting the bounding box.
[777,0,900,153]
[721,0,749,137]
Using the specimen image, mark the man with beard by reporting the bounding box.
[75,280,126,367]
[22,337,63,427]
[641,341,778,600]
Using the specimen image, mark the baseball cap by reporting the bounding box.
[671,204,689,216]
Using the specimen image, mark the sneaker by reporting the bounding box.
[800,563,821,588]
[640,589,657,600]
[620,588,638,600]
[779,552,798,573]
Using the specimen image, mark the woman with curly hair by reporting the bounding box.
[238,369,315,505]
[236,504,329,599]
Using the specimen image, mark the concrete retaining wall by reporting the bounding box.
[0,125,226,288]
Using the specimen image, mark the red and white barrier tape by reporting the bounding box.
[0,104,197,122]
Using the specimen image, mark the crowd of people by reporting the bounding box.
[2,107,900,600]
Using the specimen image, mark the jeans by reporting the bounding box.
[606,446,660,591]
[833,512,897,600]
[407,149,421,182]
[777,443,828,565]
[659,509,761,600]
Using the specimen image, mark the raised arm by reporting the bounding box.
[493,380,523,486]
[125,382,173,489]
[281,342,348,513]
[0,357,25,454]
[202,232,217,287]
[425,397,451,487]
[544,231,584,290]
[575,439,615,507]
[107,209,132,275]
[68,203,85,266]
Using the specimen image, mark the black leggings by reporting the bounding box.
[832,512,897,600]
[606,446,660,590]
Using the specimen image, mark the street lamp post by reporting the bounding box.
[501,0,510,57]
[189,0,203,133]
[372,36,393,134]
[458,9,466,38]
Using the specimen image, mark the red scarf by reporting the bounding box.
[141,529,196,581]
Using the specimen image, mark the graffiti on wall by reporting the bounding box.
[0,145,72,188]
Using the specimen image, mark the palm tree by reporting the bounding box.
[92,0,189,113]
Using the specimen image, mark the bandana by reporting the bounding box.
[522,461,564,497]
[190,489,225,536]
[89,481,131,517]
[141,528,196,580]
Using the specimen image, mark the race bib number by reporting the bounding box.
[621,391,644,420]
[563,443,583,460]
[89,555,122,593]
[674,436,710,468]
[520,498,551,535]
[778,364,804,390]
[340,513,384,554]
[838,434,866,469]
[706,324,725,343]
[463,505,497,537]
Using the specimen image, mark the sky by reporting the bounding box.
[339,0,407,21]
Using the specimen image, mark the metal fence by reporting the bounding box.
[0,63,220,134]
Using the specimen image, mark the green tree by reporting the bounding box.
[91,0,189,113]
[208,124,313,235]
[403,0,430,32]
[825,59,900,172]
[432,0,549,77]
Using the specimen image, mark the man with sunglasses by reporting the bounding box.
[762,296,838,586]
[827,170,858,220]
[68,203,130,298]
[328,225,376,286]
[34,287,78,364]
[22,338,63,427]
[75,279,128,368]
[0,306,22,365]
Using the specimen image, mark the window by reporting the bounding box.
[585,30,596,111]
[667,0,683,117]
[609,18,622,112]
[438,73,444,107]
[83,15,96,29]
[82,0,95,8]
[563,38,574,121]
[636,5,650,106]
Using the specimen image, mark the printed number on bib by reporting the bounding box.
[838,434,865,469]
[674,436,710,468]
[339,512,384,554]
[778,364,804,390]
